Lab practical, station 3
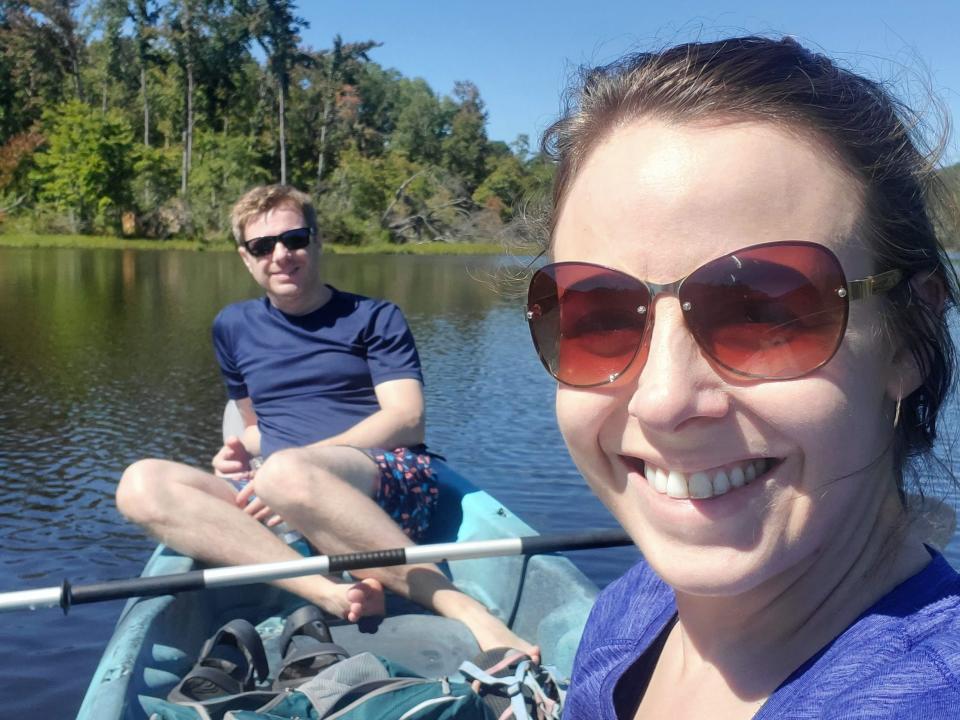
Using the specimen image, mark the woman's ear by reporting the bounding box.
[911,270,948,316]
[885,271,947,400]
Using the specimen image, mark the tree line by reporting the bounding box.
[0,0,553,245]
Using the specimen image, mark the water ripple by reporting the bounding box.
[3,249,957,717]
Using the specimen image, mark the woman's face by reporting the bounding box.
[552,119,904,596]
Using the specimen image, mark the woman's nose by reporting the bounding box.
[626,297,729,432]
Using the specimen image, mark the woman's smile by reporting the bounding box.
[621,456,778,499]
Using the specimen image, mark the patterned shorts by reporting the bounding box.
[363,446,440,542]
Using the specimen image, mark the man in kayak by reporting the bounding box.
[116,183,534,656]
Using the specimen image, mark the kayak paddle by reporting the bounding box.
[0,528,633,614]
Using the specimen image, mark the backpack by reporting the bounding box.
[145,650,564,720]
[226,653,495,719]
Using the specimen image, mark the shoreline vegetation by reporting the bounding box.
[0,233,510,255]
[1,3,956,252]
[0,2,554,251]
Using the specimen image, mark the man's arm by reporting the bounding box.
[309,378,425,450]
[212,397,262,475]
[234,397,262,457]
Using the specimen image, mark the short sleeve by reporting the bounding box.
[364,303,423,386]
[211,310,248,400]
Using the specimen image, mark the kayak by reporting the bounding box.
[76,459,601,719]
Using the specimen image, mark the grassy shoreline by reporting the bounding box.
[0,233,507,255]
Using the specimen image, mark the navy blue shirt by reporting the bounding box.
[567,550,960,719]
[212,287,423,458]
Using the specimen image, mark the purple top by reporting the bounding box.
[567,549,960,719]
[212,287,422,458]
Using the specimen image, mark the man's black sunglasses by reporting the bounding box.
[243,227,313,258]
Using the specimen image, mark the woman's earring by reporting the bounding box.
[893,393,902,429]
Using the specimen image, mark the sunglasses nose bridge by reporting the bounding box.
[270,236,292,259]
[640,278,686,317]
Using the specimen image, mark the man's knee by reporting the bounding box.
[254,449,312,506]
[115,458,168,523]
[254,448,362,508]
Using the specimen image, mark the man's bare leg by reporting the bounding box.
[115,458,384,621]
[253,446,538,657]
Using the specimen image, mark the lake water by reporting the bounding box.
[0,247,958,717]
[0,248,640,716]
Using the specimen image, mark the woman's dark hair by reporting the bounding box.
[541,35,959,491]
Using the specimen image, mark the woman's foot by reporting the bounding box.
[460,606,540,663]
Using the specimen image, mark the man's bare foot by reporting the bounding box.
[318,577,385,623]
[344,578,385,623]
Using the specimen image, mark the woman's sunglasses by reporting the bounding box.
[243,227,313,258]
[526,241,902,387]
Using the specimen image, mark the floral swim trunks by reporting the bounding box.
[362,446,440,543]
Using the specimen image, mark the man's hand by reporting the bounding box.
[212,436,253,477]
[235,481,284,527]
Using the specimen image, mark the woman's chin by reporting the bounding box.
[661,557,766,598]
[619,515,791,598]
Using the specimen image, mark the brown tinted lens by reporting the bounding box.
[681,243,848,379]
[527,263,649,386]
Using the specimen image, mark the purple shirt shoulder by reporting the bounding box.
[566,550,960,719]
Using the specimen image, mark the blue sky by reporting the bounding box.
[298,0,960,165]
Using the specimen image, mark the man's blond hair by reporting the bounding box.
[230,184,318,246]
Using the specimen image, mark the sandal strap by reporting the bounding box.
[201,618,269,683]
[278,604,332,653]
[279,641,350,670]
[168,665,246,703]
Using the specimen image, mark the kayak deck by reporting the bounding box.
[77,462,599,719]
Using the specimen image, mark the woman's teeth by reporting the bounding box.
[642,459,771,499]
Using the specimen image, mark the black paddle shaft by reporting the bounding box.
[519,528,632,555]
[61,570,207,612]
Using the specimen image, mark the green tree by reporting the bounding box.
[350,63,402,156]
[441,80,488,192]
[193,2,253,133]
[0,3,527,246]
[473,153,527,220]
[31,99,134,231]
[129,0,163,146]
[247,0,309,184]
[309,34,380,185]
[937,162,960,249]
[391,78,450,166]
[164,0,200,200]
[189,128,270,235]
[510,133,531,162]
[0,130,44,200]
[318,147,440,244]
[131,143,178,212]
[29,0,87,100]
[0,1,84,139]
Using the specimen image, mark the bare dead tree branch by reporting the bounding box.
[0,195,26,215]
[380,169,427,226]
[381,169,478,243]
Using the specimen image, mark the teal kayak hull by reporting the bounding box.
[77,461,599,719]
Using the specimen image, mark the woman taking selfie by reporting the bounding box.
[524,37,960,718]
